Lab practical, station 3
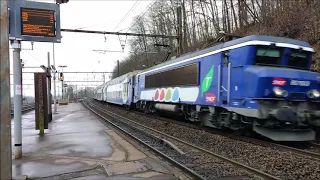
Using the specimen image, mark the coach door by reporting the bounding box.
[122,79,129,104]
[133,75,140,103]
[220,51,231,105]
[104,85,108,102]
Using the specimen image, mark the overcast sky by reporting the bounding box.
[10,0,152,97]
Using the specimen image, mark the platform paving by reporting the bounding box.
[12,103,187,180]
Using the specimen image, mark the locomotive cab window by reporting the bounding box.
[255,46,281,66]
[287,50,309,69]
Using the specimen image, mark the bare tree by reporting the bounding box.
[111,0,320,77]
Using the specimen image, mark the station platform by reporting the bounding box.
[12,103,186,180]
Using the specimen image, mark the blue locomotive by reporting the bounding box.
[94,35,320,141]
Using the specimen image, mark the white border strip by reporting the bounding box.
[137,40,314,76]
[275,42,314,52]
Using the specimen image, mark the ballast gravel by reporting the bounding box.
[94,101,320,180]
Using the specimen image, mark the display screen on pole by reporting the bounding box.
[20,7,55,37]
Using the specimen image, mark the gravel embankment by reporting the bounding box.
[95,101,320,180]
[89,102,259,179]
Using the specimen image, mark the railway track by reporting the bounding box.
[94,99,320,160]
[11,103,35,116]
[84,99,279,180]
[89,99,320,180]
[310,142,320,152]
[141,113,320,157]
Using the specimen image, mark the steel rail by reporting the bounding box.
[93,99,320,161]
[310,142,320,149]
[82,101,206,180]
[86,100,280,180]
[256,140,320,160]
[11,104,35,115]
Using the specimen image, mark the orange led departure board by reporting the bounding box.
[21,8,55,37]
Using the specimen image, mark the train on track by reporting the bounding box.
[94,35,320,141]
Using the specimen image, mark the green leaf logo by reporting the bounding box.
[201,65,214,97]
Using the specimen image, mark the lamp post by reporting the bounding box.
[58,65,67,99]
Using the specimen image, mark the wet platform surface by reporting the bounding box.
[12,103,186,180]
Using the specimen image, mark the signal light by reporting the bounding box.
[60,73,64,81]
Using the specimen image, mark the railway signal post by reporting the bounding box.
[59,65,67,99]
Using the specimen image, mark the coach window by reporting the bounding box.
[145,63,199,88]
[287,50,309,69]
[255,46,281,66]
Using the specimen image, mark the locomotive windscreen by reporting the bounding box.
[288,50,309,69]
[255,46,281,65]
[145,63,199,88]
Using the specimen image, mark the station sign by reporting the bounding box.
[9,0,61,43]
[21,7,55,37]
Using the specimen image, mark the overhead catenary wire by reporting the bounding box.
[126,0,156,33]
[92,1,142,76]
[75,20,119,30]
[19,51,40,87]
[121,0,156,59]
[104,0,142,42]
[113,0,141,31]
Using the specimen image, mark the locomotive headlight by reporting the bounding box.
[273,87,288,97]
[307,89,320,99]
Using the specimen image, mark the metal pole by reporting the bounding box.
[61,67,64,99]
[0,0,12,178]
[177,6,183,57]
[12,40,22,159]
[76,84,78,101]
[61,79,63,99]
[86,73,88,97]
[117,60,120,77]
[53,43,57,113]
[21,59,23,105]
[47,52,52,122]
